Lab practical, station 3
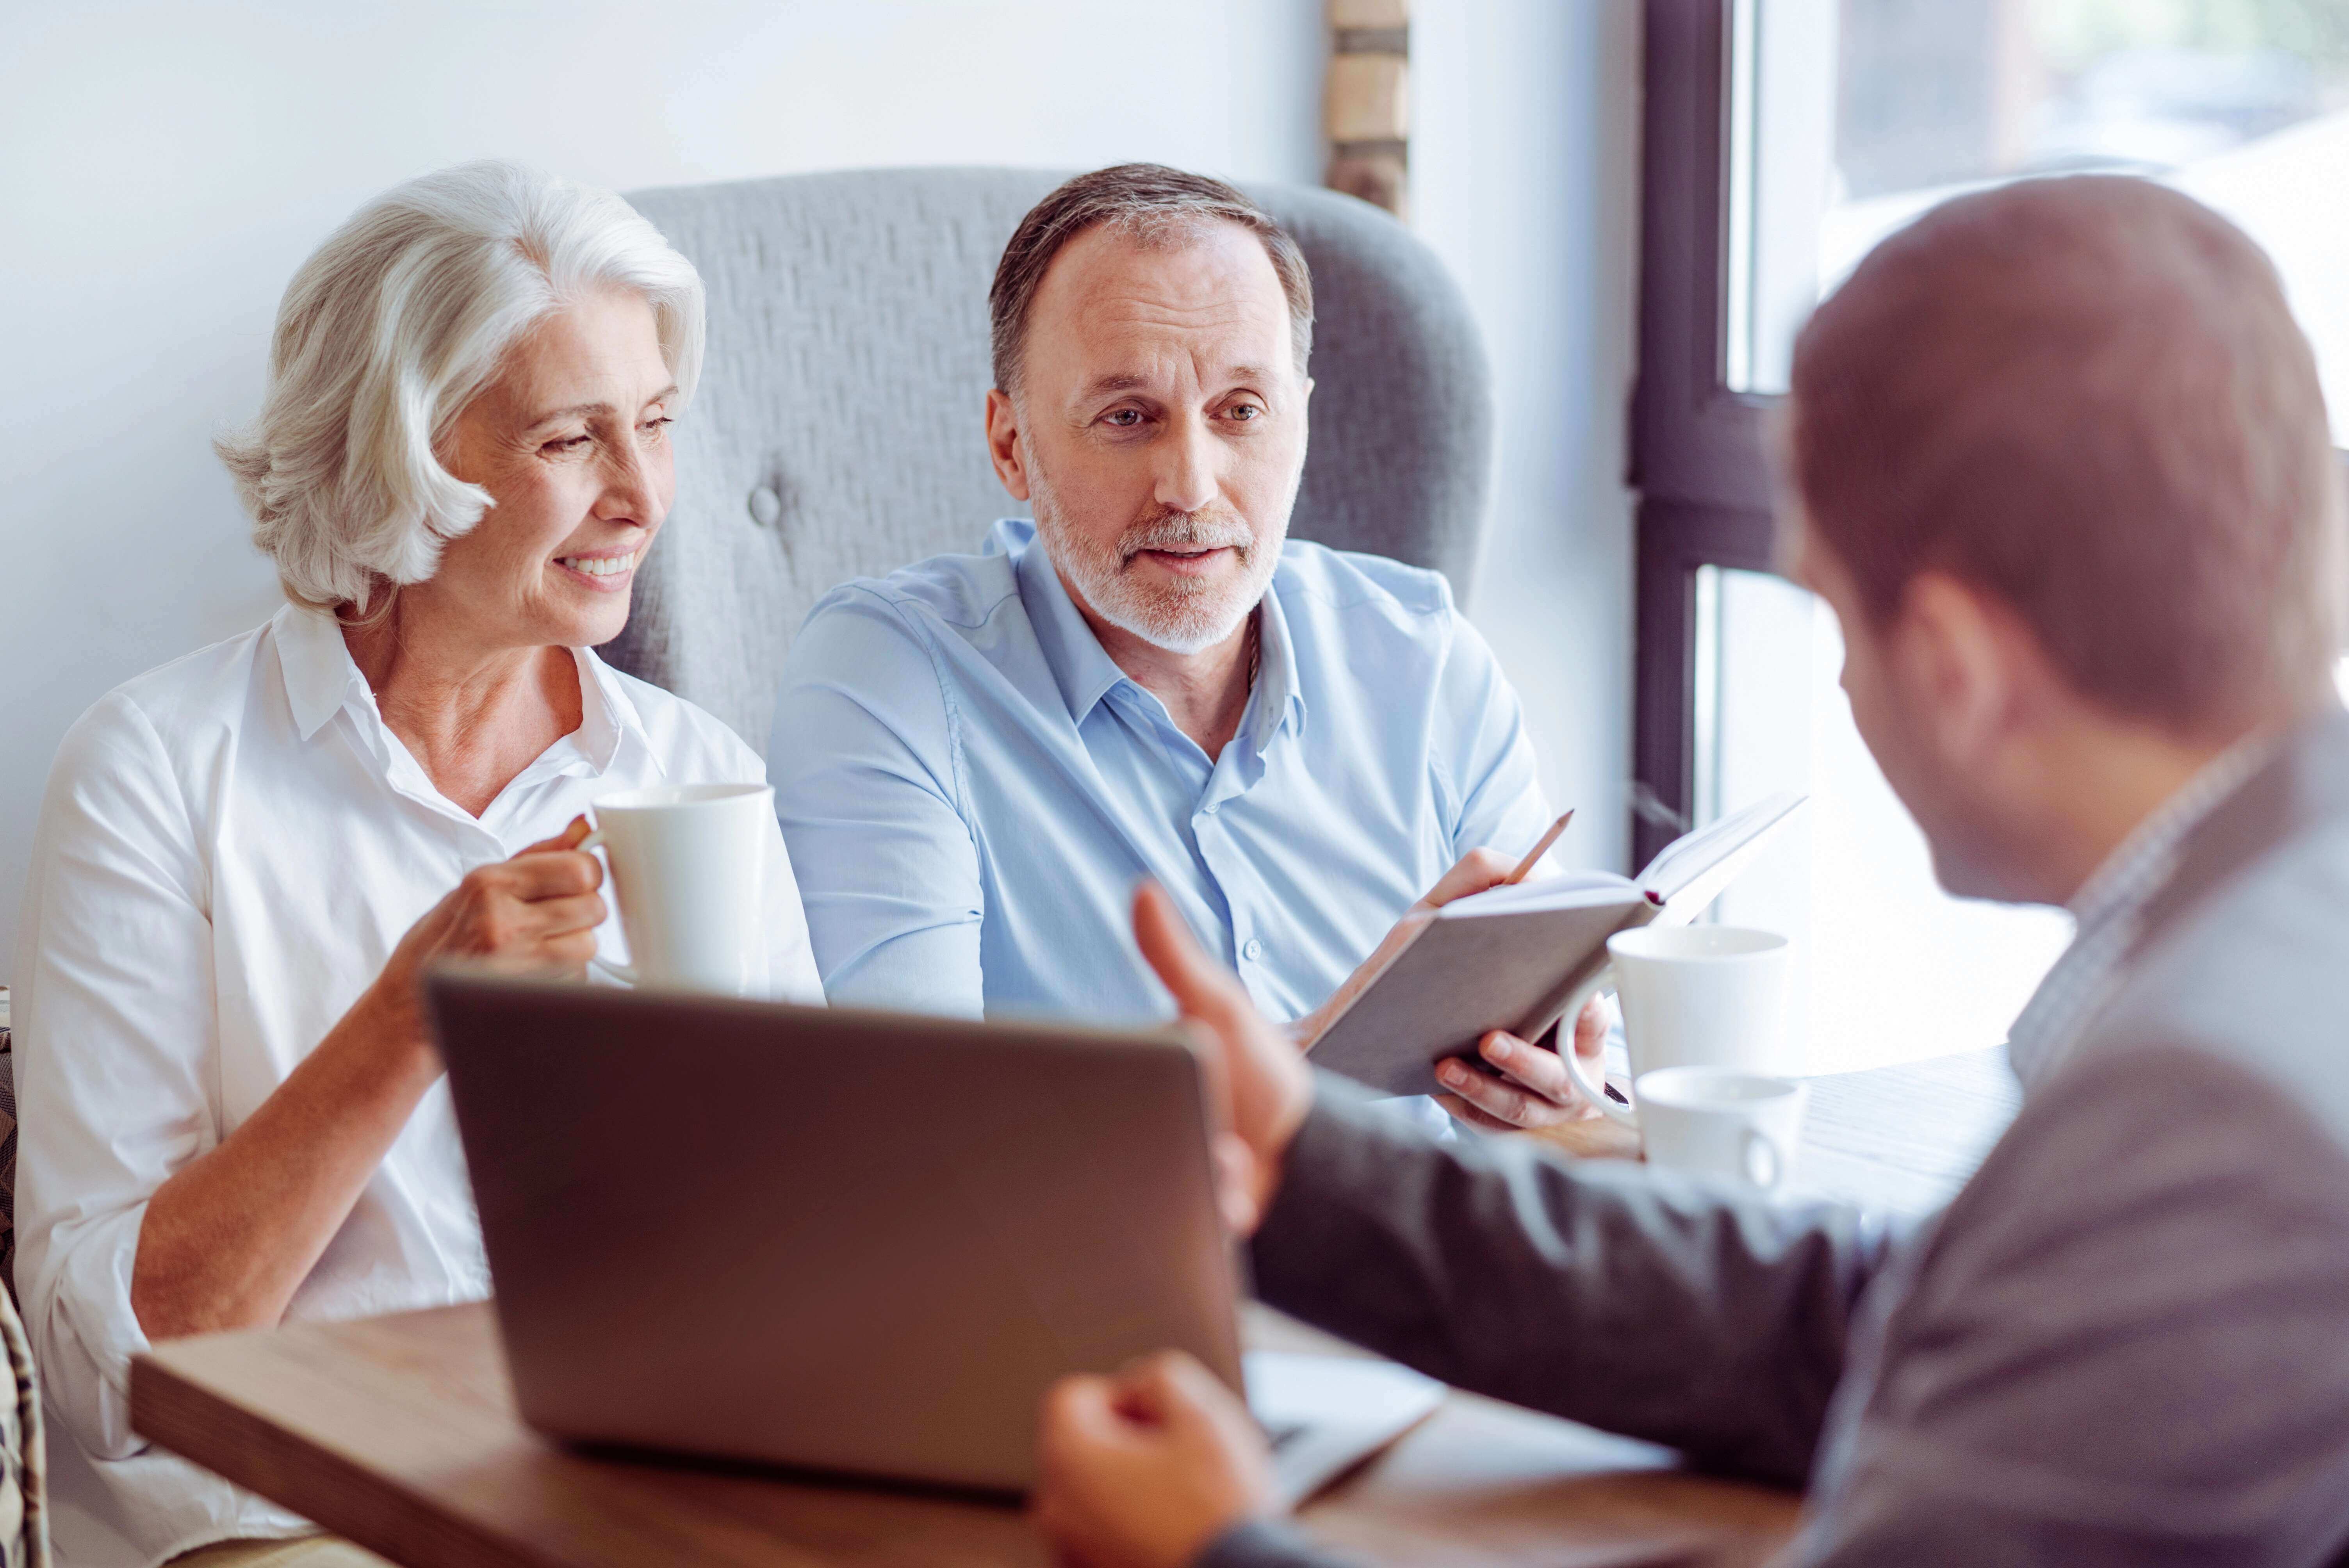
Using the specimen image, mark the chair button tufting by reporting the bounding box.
[748,485,782,527]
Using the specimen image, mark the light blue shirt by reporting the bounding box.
[770,518,1555,1027]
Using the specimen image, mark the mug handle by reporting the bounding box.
[1741,1127,1785,1190]
[1554,965,1638,1126]
[575,828,634,984]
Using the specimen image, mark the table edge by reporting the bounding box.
[131,1348,550,1568]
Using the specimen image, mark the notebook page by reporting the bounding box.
[1636,791,1806,914]
[1437,868,1639,918]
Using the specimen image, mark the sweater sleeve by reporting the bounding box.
[1249,1076,1899,1486]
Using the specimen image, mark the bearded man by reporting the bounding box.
[771,166,1597,1129]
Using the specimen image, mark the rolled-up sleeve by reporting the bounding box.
[770,587,986,1018]
[13,693,217,1459]
[1253,1076,1896,1487]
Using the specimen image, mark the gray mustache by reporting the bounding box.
[1118,513,1253,561]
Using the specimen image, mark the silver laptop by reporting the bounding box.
[428,971,1440,1502]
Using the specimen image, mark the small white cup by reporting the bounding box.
[1561,924,1792,1129]
[579,784,771,996]
[1636,1066,1808,1190]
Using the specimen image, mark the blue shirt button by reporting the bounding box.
[1201,799,1221,816]
[1242,937,1265,962]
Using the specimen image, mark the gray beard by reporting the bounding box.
[1028,465,1288,657]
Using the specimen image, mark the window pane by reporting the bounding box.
[1696,567,2075,1075]
[1729,0,2349,439]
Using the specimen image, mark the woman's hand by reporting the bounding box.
[361,815,607,1058]
[132,816,608,1342]
[1433,996,1611,1133]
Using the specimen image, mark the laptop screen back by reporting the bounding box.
[429,972,1244,1493]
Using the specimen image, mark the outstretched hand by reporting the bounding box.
[1132,883,1313,1238]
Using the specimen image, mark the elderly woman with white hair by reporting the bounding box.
[12,162,820,1566]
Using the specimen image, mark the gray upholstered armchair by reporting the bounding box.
[607,167,1494,749]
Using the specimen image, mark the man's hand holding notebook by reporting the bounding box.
[1306,794,1806,1100]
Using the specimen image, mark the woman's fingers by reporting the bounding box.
[467,920,600,976]
[467,848,603,905]
[539,928,601,970]
[515,814,595,857]
[510,891,607,939]
[467,818,605,905]
[433,859,607,967]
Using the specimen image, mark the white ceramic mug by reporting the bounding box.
[1561,924,1792,1128]
[1634,1066,1808,1190]
[578,784,771,995]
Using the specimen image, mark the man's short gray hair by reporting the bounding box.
[217,160,705,613]
[989,164,1314,396]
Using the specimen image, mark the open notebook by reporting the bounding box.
[1307,792,1805,1097]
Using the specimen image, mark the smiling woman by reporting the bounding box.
[10,162,821,1567]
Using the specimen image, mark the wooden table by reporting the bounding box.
[130,1049,2018,1568]
[1538,1045,2020,1215]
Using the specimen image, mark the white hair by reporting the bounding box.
[217,160,705,613]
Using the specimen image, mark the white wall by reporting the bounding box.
[0,0,1640,970]
[1422,2,1643,878]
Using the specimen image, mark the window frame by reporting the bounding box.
[1630,0,1778,869]
[1628,0,2349,870]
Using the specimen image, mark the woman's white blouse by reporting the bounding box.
[12,604,822,1563]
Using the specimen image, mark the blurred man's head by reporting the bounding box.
[983,165,1315,656]
[1784,176,2344,903]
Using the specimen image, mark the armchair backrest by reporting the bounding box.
[610,167,1493,752]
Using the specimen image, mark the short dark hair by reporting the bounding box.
[1790,175,2344,734]
[988,163,1315,395]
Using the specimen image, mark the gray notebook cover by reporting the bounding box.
[1305,792,1804,1099]
[1305,897,1654,1098]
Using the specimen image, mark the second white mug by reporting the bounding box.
[580,783,772,996]
[1636,1066,1808,1190]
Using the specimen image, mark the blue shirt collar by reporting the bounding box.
[1005,519,1129,726]
[1244,567,1307,749]
[997,516,1307,744]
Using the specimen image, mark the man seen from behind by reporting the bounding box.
[1034,176,2349,1566]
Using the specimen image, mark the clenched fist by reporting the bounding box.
[1034,1351,1273,1568]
